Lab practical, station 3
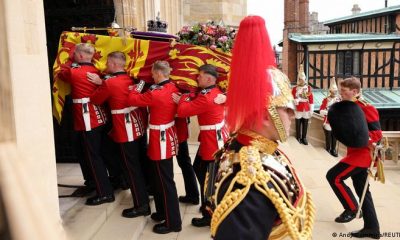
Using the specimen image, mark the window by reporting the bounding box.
[336,50,361,76]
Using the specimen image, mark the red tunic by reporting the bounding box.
[127,80,179,161]
[341,99,382,168]
[90,72,146,143]
[175,117,190,143]
[57,62,107,131]
[292,85,314,114]
[319,96,341,130]
[177,86,228,160]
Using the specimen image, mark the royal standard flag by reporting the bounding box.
[52,31,231,124]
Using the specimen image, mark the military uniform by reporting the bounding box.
[177,85,229,219]
[90,72,149,209]
[127,79,181,230]
[327,97,382,236]
[319,94,341,156]
[58,62,113,199]
[292,65,314,145]
[206,16,316,239]
[212,131,315,240]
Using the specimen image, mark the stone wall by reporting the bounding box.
[0,0,63,239]
[183,0,247,27]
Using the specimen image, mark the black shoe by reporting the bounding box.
[151,212,165,222]
[330,149,338,157]
[178,196,199,205]
[85,194,115,206]
[191,217,211,227]
[152,223,182,234]
[122,205,151,218]
[335,209,358,223]
[302,138,309,145]
[351,228,380,239]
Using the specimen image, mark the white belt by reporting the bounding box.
[111,107,138,142]
[73,98,91,131]
[149,121,175,159]
[298,99,309,102]
[72,98,90,104]
[111,107,138,114]
[200,120,225,149]
[148,121,175,130]
[199,120,225,130]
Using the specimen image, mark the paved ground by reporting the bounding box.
[57,137,400,240]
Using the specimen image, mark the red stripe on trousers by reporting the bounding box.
[334,165,357,211]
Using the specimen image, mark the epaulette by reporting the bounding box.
[150,84,162,91]
[103,75,115,80]
[71,63,80,69]
[200,88,211,95]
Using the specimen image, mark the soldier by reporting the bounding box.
[210,16,315,240]
[127,60,182,234]
[172,64,229,227]
[319,78,341,157]
[88,51,150,218]
[326,77,381,239]
[57,43,114,205]
[292,65,314,145]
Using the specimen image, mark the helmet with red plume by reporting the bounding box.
[226,16,275,132]
[226,16,294,141]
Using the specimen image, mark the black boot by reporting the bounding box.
[324,129,331,152]
[351,228,380,239]
[295,119,301,143]
[122,204,151,218]
[330,133,338,157]
[335,209,358,223]
[191,216,211,227]
[301,119,309,145]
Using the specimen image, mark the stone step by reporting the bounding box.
[91,204,147,240]
[63,190,131,240]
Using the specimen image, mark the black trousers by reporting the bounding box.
[215,167,278,240]
[326,162,379,230]
[323,128,337,152]
[136,133,153,193]
[176,141,199,199]
[72,131,94,187]
[193,152,214,217]
[120,140,149,207]
[152,159,182,228]
[80,126,113,196]
[75,124,124,189]
[101,128,124,185]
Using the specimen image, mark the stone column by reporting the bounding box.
[0,0,65,239]
[114,0,146,31]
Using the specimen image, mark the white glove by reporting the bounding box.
[310,104,314,113]
[320,109,327,116]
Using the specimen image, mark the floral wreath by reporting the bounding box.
[177,21,236,52]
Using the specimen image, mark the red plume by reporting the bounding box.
[226,16,276,132]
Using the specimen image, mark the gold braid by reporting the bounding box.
[211,135,315,239]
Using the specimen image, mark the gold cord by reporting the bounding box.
[211,143,315,239]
